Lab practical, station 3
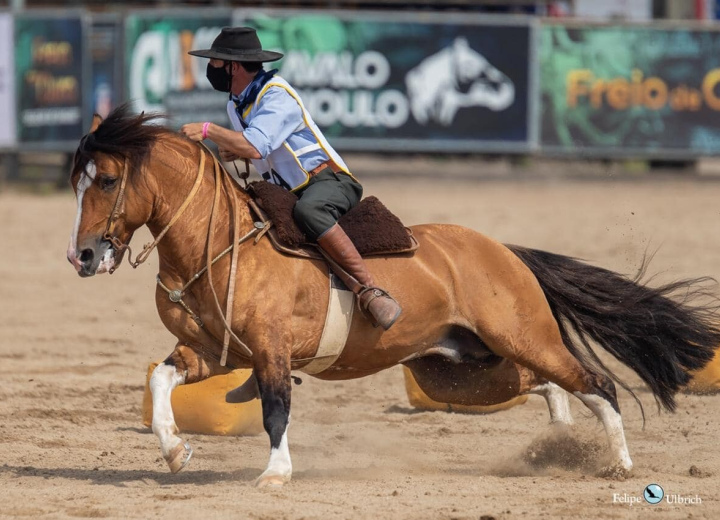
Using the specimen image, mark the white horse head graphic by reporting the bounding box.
[405,37,515,126]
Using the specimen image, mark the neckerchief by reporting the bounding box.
[232,68,278,129]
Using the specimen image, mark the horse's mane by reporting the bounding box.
[72,103,173,178]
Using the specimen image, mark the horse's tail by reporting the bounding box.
[507,244,720,413]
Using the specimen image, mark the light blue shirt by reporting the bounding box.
[231,76,329,173]
[226,74,351,191]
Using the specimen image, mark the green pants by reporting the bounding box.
[293,170,363,240]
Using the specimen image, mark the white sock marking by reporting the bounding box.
[574,391,633,471]
[150,363,186,458]
[531,382,574,425]
[259,420,292,483]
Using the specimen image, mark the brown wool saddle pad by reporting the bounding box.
[246,181,419,259]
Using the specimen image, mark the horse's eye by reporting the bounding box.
[99,175,118,191]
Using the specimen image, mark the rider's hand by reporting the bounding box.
[219,147,241,162]
[180,122,205,142]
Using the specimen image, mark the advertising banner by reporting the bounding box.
[89,16,121,120]
[15,14,86,147]
[230,10,532,152]
[125,10,233,127]
[541,24,720,156]
[0,13,16,148]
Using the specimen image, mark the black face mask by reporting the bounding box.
[206,62,232,92]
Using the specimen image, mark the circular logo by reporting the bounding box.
[644,484,664,505]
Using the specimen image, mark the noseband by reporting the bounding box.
[102,159,132,273]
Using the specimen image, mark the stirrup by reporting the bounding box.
[357,286,400,329]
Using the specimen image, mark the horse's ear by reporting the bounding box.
[454,37,469,50]
[89,114,103,133]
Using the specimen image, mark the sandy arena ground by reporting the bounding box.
[1,169,719,519]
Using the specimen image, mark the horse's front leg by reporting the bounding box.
[150,343,220,473]
[253,350,292,488]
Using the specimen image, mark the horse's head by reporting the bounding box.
[405,37,515,125]
[67,106,166,277]
[452,37,514,110]
[452,37,491,84]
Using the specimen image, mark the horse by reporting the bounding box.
[405,37,515,126]
[67,105,720,488]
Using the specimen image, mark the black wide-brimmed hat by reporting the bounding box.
[188,27,283,62]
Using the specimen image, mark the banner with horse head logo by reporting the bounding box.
[230,10,532,153]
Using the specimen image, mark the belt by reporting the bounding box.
[310,160,342,176]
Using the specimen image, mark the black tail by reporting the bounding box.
[508,245,720,413]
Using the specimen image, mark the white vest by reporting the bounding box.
[226,76,352,192]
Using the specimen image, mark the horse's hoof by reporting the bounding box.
[597,463,633,480]
[165,442,193,474]
[254,473,290,489]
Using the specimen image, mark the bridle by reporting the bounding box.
[101,159,133,272]
[101,152,206,273]
[99,144,259,362]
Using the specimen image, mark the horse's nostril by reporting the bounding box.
[79,248,94,265]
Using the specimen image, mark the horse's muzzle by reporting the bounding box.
[68,237,115,277]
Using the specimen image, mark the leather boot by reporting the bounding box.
[317,224,402,330]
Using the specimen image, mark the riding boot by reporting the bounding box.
[317,223,402,330]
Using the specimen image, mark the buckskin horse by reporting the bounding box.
[67,106,720,488]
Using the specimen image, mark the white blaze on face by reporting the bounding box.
[67,161,97,270]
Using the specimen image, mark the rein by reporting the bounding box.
[103,144,257,362]
[202,141,250,365]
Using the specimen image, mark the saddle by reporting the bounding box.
[246,181,419,259]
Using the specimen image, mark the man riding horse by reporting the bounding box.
[180,27,401,330]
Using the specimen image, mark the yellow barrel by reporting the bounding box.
[142,362,264,436]
[685,351,720,394]
[403,366,528,413]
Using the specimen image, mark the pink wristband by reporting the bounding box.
[201,122,211,140]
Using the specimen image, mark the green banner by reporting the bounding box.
[541,24,720,156]
[125,10,232,127]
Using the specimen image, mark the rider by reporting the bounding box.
[180,27,401,330]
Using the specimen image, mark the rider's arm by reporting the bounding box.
[241,87,305,159]
[181,87,304,160]
[203,125,262,159]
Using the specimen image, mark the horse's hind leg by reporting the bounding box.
[518,352,629,473]
[491,362,573,425]
[150,343,222,473]
[481,314,631,474]
[572,379,632,475]
[527,380,574,426]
